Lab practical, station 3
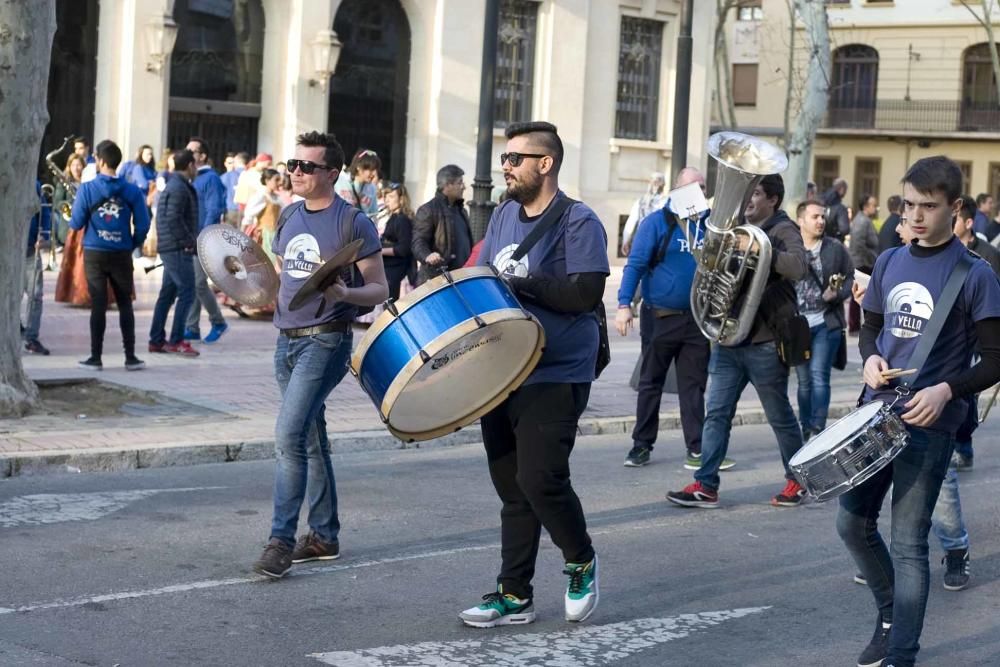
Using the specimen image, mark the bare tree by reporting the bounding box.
[0,1,56,416]
[960,0,1000,106]
[782,0,797,143]
[783,0,831,213]
[714,0,739,129]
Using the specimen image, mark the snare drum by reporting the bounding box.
[350,267,545,442]
[789,401,909,502]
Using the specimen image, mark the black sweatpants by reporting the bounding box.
[481,381,594,600]
[631,307,709,454]
[83,249,135,359]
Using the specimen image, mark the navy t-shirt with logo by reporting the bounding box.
[477,193,610,385]
[271,197,381,330]
[862,236,1000,432]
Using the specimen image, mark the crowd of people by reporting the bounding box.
[19,125,1000,667]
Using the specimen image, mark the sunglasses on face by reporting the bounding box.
[500,152,547,167]
[286,159,330,174]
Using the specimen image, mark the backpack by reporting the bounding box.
[275,200,374,317]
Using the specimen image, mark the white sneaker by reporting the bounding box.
[564,554,599,622]
[459,589,535,628]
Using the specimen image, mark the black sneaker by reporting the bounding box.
[24,340,50,355]
[942,548,970,591]
[78,357,103,371]
[666,481,719,508]
[857,615,891,667]
[624,444,651,467]
[291,531,340,563]
[253,538,293,579]
[124,356,146,371]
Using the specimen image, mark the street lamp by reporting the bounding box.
[308,29,342,92]
[144,15,178,75]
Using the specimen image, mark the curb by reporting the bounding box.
[0,402,866,479]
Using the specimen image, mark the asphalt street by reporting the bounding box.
[1,420,999,666]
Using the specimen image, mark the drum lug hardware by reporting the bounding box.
[473,315,486,328]
[442,270,455,285]
[419,349,431,363]
[386,300,399,317]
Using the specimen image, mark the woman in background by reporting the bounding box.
[242,168,283,265]
[335,148,381,218]
[380,182,416,301]
[54,154,89,306]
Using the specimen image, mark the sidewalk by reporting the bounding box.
[2,264,872,477]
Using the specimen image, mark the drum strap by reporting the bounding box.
[898,252,974,392]
[510,195,577,262]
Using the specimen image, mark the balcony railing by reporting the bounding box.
[824,100,1000,133]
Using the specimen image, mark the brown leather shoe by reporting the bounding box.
[291,531,340,563]
[252,538,292,578]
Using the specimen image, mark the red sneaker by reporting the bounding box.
[665,481,719,508]
[165,341,200,357]
[771,479,806,507]
[148,342,168,353]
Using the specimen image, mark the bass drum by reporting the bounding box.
[351,267,545,442]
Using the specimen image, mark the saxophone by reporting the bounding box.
[690,132,788,346]
[44,135,76,222]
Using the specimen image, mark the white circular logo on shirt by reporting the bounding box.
[284,233,322,279]
[885,282,934,339]
[492,243,530,278]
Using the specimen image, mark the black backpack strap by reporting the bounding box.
[510,195,576,262]
[649,208,679,270]
[274,200,305,238]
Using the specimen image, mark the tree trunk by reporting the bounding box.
[961,1,1000,107]
[783,0,797,146]
[784,0,830,214]
[0,0,56,416]
[714,0,738,129]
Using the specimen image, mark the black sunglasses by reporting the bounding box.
[286,159,331,175]
[500,152,548,167]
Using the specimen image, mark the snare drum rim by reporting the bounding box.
[350,266,500,373]
[382,308,545,443]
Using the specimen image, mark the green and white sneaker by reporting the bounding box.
[564,554,599,622]
[459,587,535,628]
[684,452,736,471]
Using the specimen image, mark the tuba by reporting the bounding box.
[690,132,788,346]
[44,135,76,222]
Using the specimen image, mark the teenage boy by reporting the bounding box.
[841,156,1000,667]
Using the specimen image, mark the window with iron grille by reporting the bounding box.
[615,16,664,141]
[814,156,840,194]
[494,0,539,128]
[855,158,881,206]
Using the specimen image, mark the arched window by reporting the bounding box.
[168,0,266,167]
[961,43,1000,131]
[829,44,879,129]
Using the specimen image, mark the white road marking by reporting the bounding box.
[307,608,771,666]
[0,487,225,528]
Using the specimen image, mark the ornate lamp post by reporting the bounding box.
[469,0,501,243]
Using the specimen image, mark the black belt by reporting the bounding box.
[280,321,351,338]
[652,307,686,318]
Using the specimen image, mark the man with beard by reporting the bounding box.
[461,121,609,628]
[666,174,809,508]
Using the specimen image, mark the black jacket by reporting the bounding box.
[411,193,471,282]
[751,210,808,344]
[821,188,850,241]
[968,236,1000,276]
[877,212,902,254]
[382,212,416,273]
[155,173,199,254]
[805,237,855,331]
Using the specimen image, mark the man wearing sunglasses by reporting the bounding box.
[460,121,609,629]
[252,131,388,579]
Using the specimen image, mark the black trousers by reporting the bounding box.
[481,381,594,599]
[631,307,709,454]
[83,249,135,359]
[384,263,409,301]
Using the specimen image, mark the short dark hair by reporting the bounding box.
[436,164,465,191]
[236,151,251,163]
[976,192,992,206]
[296,131,345,174]
[504,121,564,172]
[759,173,785,209]
[887,194,903,213]
[187,136,207,153]
[858,193,874,211]
[95,140,122,170]
[172,149,195,172]
[348,148,381,176]
[259,168,280,186]
[902,156,962,203]
[958,194,978,222]
[796,198,825,219]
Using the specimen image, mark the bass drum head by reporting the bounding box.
[791,401,885,465]
[385,312,544,441]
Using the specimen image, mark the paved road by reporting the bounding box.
[2,420,998,666]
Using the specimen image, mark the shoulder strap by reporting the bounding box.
[511,195,576,262]
[340,200,359,246]
[274,200,305,236]
[900,252,975,391]
[649,207,679,269]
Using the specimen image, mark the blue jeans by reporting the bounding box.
[795,325,841,434]
[21,252,43,343]
[694,341,803,490]
[270,331,352,547]
[149,250,195,345]
[836,425,954,667]
[931,467,968,552]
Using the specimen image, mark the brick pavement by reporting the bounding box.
[2,263,871,475]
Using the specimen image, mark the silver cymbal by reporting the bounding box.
[196,226,278,307]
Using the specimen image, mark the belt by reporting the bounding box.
[280,321,351,338]
[652,307,686,318]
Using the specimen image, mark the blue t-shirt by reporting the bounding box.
[862,236,1000,432]
[271,197,382,330]
[477,194,610,385]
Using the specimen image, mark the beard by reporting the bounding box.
[505,171,543,204]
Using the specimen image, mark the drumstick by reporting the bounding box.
[881,368,917,379]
